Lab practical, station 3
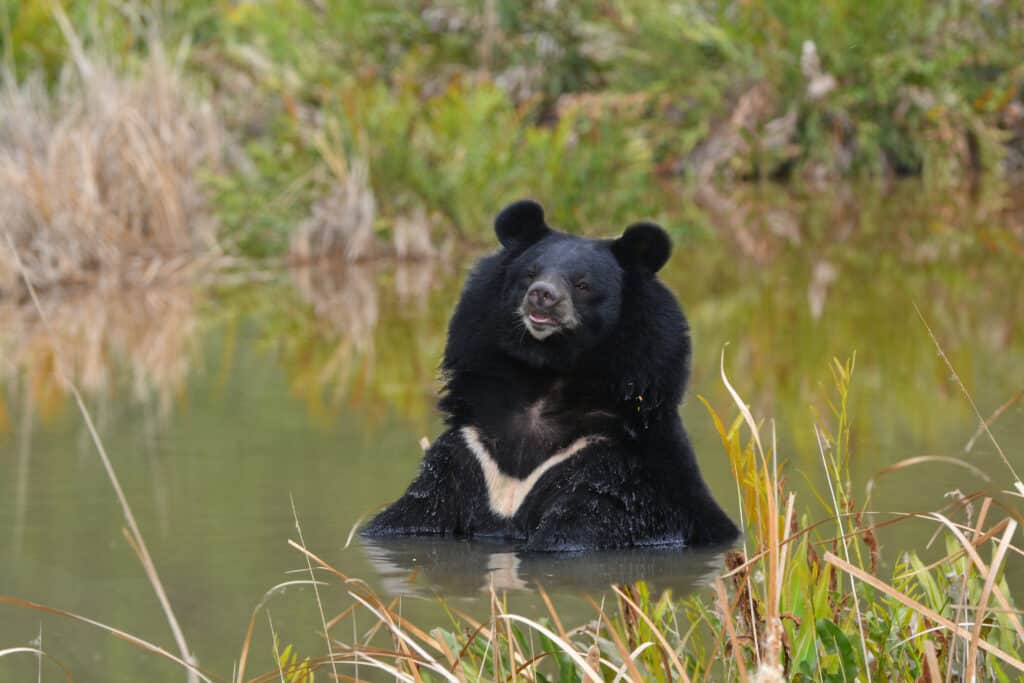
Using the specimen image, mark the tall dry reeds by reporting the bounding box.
[288,158,441,264]
[0,28,225,295]
[290,160,378,264]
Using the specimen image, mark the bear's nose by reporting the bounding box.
[527,282,562,309]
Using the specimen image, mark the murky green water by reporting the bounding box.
[2,184,1022,681]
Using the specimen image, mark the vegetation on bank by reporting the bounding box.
[2,1,1024,264]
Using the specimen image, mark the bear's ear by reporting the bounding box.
[495,199,550,249]
[612,222,671,274]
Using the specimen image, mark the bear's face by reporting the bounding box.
[491,200,672,370]
[504,235,622,344]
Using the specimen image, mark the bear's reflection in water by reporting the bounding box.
[361,537,730,597]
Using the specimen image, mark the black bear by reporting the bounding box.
[362,200,739,551]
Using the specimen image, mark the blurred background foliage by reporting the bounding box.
[4,0,1023,258]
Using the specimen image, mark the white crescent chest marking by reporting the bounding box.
[460,426,595,519]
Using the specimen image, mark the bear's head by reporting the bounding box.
[492,199,672,368]
[443,200,689,425]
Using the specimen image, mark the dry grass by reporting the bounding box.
[0,25,225,295]
[288,157,442,264]
[290,127,443,263]
[289,159,378,264]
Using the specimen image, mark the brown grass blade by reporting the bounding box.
[913,303,1020,483]
[324,603,359,633]
[584,594,643,682]
[429,628,468,683]
[712,578,748,682]
[919,514,1024,644]
[235,580,328,683]
[974,498,993,542]
[236,605,259,683]
[535,584,568,643]
[922,640,941,683]
[0,596,217,682]
[385,608,444,655]
[965,389,1024,453]
[611,585,693,683]
[289,496,340,683]
[498,614,603,682]
[360,596,424,683]
[965,519,1018,681]
[451,620,489,672]
[824,552,1024,674]
[346,592,456,683]
[867,455,991,499]
[286,539,358,584]
[0,647,74,683]
[354,596,401,651]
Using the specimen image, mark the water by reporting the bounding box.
[1,184,1022,681]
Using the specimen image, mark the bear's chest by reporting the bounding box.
[460,425,595,520]
[456,376,618,474]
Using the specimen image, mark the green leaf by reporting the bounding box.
[817,618,860,681]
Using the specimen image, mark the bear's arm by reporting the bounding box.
[361,432,464,537]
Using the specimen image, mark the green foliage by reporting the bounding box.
[275,639,315,683]
[816,618,861,681]
[212,63,656,252]
[6,1,1023,256]
[203,0,1023,253]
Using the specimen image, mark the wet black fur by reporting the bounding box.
[362,200,739,551]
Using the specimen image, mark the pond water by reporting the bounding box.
[1,183,1022,681]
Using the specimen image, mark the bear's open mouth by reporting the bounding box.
[520,305,565,340]
[527,311,556,325]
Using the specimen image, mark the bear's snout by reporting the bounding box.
[519,277,577,340]
[527,282,563,310]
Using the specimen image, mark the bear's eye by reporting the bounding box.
[574,280,590,292]
[525,266,539,279]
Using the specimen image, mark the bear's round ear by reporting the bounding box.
[611,222,672,274]
[495,199,550,249]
